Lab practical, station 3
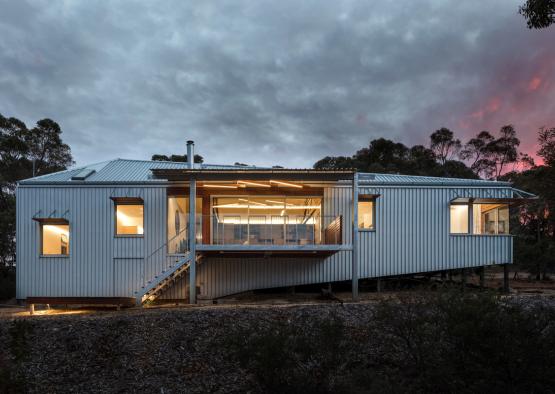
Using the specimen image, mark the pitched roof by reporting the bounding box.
[19,159,263,184]
[18,158,511,187]
[358,173,511,186]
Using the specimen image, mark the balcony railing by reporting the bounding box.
[168,215,342,253]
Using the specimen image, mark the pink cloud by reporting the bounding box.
[528,77,542,91]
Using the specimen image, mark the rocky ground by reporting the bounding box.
[1,290,555,393]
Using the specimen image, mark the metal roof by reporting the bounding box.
[19,158,511,187]
[358,172,511,186]
[151,168,355,181]
[19,159,265,184]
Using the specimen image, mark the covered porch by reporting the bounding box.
[150,167,360,303]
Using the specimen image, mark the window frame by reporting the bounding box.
[358,197,376,231]
[114,201,145,238]
[166,194,203,254]
[39,221,71,258]
[449,202,512,236]
[449,202,470,235]
[473,203,510,236]
[209,194,323,244]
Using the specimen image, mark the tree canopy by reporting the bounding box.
[151,153,204,164]
[0,114,73,268]
[520,0,555,28]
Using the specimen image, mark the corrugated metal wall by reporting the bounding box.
[16,185,168,299]
[16,184,514,300]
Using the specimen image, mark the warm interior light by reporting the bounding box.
[212,203,321,209]
[269,180,303,188]
[237,180,271,188]
[217,217,318,224]
[203,184,238,189]
[248,200,267,206]
[265,199,293,206]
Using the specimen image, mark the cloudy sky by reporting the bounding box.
[1,0,554,168]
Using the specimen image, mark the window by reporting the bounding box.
[167,196,202,253]
[473,204,509,235]
[450,204,469,233]
[358,201,374,230]
[116,204,144,235]
[41,223,70,255]
[210,196,322,245]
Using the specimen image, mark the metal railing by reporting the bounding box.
[205,214,342,246]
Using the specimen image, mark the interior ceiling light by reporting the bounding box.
[269,180,303,188]
[248,200,267,206]
[203,184,238,189]
[265,199,286,205]
[237,180,271,188]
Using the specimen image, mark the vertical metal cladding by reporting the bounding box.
[17,183,514,300]
[16,185,168,299]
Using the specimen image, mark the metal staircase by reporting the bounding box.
[135,252,201,305]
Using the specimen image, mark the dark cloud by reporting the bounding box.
[0,0,553,167]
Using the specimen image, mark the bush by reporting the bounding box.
[0,267,16,300]
[226,292,555,393]
[226,313,357,393]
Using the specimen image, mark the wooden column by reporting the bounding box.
[352,172,359,301]
[189,178,197,304]
[376,278,382,293]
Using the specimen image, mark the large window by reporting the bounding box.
[167,196,202,253]
[41,223,70,255]
[450,204,469,234]
[473,204,509,235]
[115,204,144,236]
[211,196,322,245]
[358,200,375,230]
[450,202,510,235]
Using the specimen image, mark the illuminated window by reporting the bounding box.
[167,196,202,253]
[450,204,469,234]
[116,204,144,235]
[473,204,509,235]
[358,201,374,230]
[211,196,322,245]
[41,223,70,255]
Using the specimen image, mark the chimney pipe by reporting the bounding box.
[187,140,194,169]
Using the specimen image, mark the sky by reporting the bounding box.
[0,0,554,168]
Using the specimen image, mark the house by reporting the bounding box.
[16,141,535,307]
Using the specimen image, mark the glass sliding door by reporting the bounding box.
[167,196,202,254]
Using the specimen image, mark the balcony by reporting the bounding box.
[169,215,346,257]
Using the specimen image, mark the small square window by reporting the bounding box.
[41,223,70,255]
[116,204,144,235]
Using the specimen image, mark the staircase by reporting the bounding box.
[135,252,201,305]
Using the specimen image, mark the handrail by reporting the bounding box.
[142,223,191,286]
